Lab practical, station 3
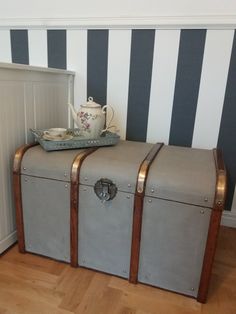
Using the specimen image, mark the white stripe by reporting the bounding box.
[28,30,47,67]
[147,30,180,144]
[106,30,131,140]
[192,30,234,149]
[67,30,87,114]
[0,30,11,63]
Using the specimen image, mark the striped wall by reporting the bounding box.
[0,28,236,213]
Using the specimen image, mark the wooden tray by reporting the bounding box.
[30,128,120,151]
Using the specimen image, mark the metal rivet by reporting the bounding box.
[24,178,28,182]
[84,177,88,181]
[151,188,154,193]
[148,199,152,203]
[191,287,195,291]
[23,167,26,170]
[204,197,208,202]
[128,183,131,188]
[83,187,87,191]
[126,195,130,199]
[200,209,205,214]
[218,200,222,205]
[64,172,67,177]
[65,184,68,188]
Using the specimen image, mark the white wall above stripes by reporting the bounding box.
[0,27,236,227]
[1,1,236,29]
[0,1,236,29]
[1,1,236,17]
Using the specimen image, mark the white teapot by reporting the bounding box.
[68,97,114,139]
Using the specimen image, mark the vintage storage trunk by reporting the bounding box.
[13,140,226,303]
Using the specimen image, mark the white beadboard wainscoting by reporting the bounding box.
[0,63,74,253]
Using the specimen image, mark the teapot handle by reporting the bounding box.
[101,105,115,134]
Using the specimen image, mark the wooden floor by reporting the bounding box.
[0,226,235,314]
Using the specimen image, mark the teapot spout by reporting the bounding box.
[68,103,79,126]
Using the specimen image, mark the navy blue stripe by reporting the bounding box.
[126,30,155,142]
[10,30,29,65]
[169,30,206,147]
[217,31,236,210]
[47,30,66,69]
[87,30,108,105]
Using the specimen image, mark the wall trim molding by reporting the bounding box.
[0,231,17,254]
[0,15,236,29]
[221,210,236,228]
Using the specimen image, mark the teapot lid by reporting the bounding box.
[81,96,101,108]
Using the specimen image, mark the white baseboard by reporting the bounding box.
[221,211,236,228]
[0,231,17,254]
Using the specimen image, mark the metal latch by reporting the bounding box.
[94,178,117,202]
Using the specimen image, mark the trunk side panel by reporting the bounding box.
[22,175,70,262]
[138,197,211,297]
[78,185,134,278]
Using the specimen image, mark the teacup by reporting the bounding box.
[44,128,67,138]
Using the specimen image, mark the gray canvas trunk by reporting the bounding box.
[16,140,225,301]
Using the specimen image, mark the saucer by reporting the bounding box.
[42,133,73,141]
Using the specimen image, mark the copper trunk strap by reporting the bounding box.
[197,148,227,303]
[129,142,164,284]
[13,143,39,253]
[70,147,98,267]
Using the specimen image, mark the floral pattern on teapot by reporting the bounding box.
[79,111,98,133]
